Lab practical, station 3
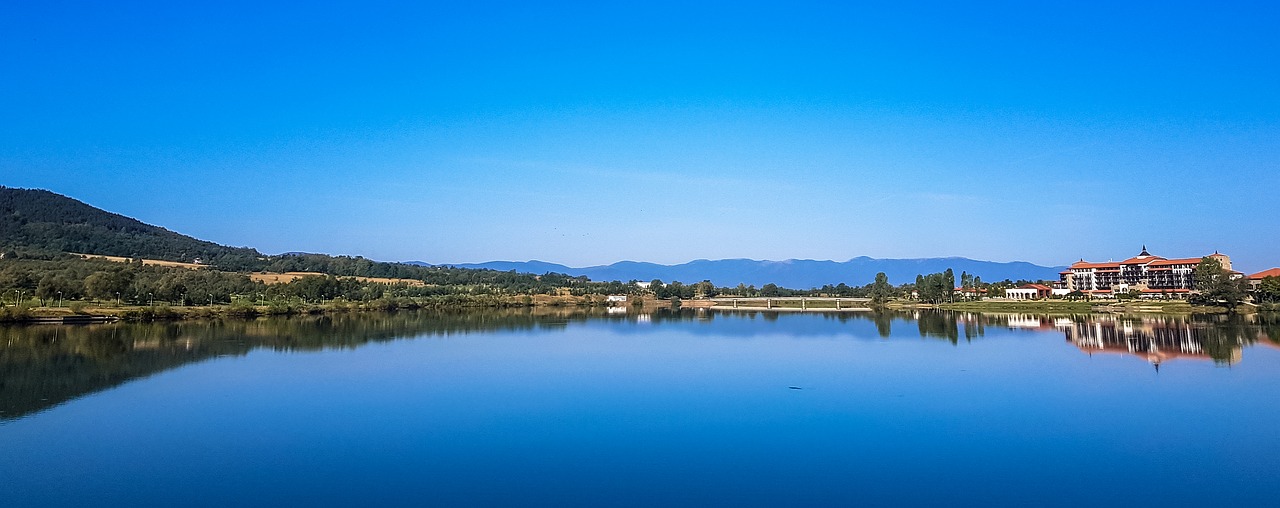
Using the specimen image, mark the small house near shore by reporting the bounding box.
[1005,284,1052,300]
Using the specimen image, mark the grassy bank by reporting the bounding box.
[936,300,1100,313]
[933,298,1244,315]
[930,299,1149,313]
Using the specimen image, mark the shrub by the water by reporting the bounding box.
[0,305,33,322]
[121,305,181,322]
[224,302,259,318]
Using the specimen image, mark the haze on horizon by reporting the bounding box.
[2,2,1277,271]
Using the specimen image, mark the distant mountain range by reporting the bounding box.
[410,257,1066,288]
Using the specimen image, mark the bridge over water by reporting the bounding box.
[708,296,873,311]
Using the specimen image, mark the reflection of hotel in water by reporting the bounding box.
[1060,317,1236,367]
[972,313,1275,368]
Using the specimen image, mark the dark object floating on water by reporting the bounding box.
[788,386,803,390]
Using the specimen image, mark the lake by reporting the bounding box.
[3,309,1280,507]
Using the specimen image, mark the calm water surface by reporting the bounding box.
[3,309,1280,507]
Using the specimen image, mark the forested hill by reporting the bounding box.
[0,186,262,268]
[0,187,585,287]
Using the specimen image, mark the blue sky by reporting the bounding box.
[2,1,1277,271]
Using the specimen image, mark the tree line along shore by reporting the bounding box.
[2,251,1274,324]
[6,187,1274,323]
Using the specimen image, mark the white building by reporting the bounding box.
[1005,284,1052,300]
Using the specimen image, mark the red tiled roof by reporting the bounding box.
[1148,257,1205,267]
[1070,261,1121,269]
[1072,255,1222,270]
[1121,255,1165,265]
[1250,268,1280,279]
[1022,284,1053,290]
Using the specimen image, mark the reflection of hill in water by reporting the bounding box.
[4,309,1279,421]
[0,308,645,422]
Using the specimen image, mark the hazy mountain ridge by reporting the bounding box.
[413,257,1066,288]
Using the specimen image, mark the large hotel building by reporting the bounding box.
[1059,246,1237,297]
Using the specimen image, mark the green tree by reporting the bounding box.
[1257,276,1280,303]
[869,272,893,306]
[648,280,666,298]
[914,272,953,304]
[664,281,693,299]
[84,270,133,302]
[943,269,956,303]
[1193,257,1248,310]
[693,280,716,298]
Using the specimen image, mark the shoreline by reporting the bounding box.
[711,306,875,312]
[3,297,1274,325]
[0,294,656,324]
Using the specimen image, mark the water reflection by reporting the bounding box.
[0,308,641,421]
[1059,314,1280,367]
[706,309,1280,364]
[3,308,1278,421]
[936,311,1280,367]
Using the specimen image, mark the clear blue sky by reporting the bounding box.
[3,1,1277,271]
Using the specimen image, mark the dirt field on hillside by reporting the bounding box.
[71,255,423,286]
[249,272,425,287]
[75,254,205,269]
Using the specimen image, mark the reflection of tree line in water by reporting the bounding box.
[0,307,672,421]
[710,309,1280,357]
[712,308,985,343]
[4,309,1279,421]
